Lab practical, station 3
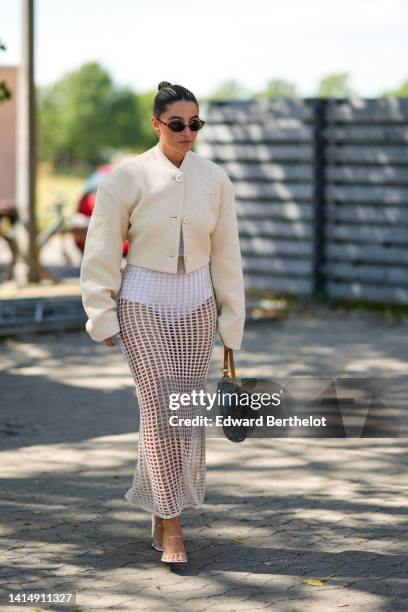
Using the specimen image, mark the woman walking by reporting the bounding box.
[80,82,246,564]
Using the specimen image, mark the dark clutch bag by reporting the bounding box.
[217,347,255,443]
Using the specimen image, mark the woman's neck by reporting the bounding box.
[159,142,185,168]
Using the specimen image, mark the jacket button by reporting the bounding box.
[175,174,183,182]
[183,216,190,223]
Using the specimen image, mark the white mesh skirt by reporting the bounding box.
[117,255,217,519]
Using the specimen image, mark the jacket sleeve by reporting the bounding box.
[79,181,129,342]
[210,172,246,350]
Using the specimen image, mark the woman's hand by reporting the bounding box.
[104,337,116,347]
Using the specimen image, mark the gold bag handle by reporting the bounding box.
[220,347,237,386]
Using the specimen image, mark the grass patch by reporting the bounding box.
[36,163,85,229]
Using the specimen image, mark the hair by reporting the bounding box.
[153,81,199,118]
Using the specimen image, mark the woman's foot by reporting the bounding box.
[161,515,187,563]
[152,514,164,550]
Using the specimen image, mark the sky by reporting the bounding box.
[1,0,408,98]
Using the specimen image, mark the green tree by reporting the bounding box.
[316,73,357,98]
[381,79,408,96]
[137,89,158,151]
[207,79,253,100]
[38,62,142,170]
[102,86,142,153]
[253,78,299,98]
[0,38,12,103]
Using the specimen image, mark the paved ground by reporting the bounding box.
[1,306,407,611]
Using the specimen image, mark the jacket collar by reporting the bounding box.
[151,141,193,175]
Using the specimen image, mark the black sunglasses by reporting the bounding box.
[156,117,205,132]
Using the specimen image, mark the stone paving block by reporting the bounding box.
[1,314,407,610]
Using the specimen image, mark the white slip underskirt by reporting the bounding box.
[117,227,214,316]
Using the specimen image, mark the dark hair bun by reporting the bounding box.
[158,81,172,91]
[153,83,198,119]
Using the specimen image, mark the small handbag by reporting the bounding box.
[217,347,255,443]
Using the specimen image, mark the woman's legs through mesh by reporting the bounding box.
[118,294,217,519]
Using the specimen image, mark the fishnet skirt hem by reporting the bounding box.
[124,488,205,519]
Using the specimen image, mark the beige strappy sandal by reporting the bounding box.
[151,514,164,552]
[161,533,188,563]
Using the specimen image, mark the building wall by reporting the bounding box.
[0,65,18,211]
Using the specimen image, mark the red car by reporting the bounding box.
[71,164,129,256]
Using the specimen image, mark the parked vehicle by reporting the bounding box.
[71,164,129,256]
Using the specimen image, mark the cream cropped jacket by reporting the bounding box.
[79,141,246,350]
